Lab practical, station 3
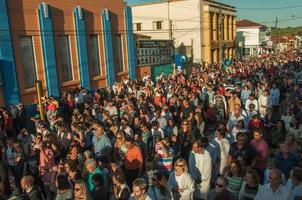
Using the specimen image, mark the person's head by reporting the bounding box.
[285,134,295,145]
[292,167,302,186]
[132,178,148,199]
[236,132,247,145]
[279,143,289,154]
[192,140,204,154]
[215,176,229,193]
[245,168,260,187]
[253,129,263,141]
[269,169,282,188]
[74,179,90,200]
[56,175,71,190]
[277,120,285,130]
[229,160,243,177]
[85,158,97,173]
[237,120,245,129]
[65,160,77,174]
[125,135,134,149]
[112,172,126,187]
[151,172,167,189]
[94,123,104,137]
[21,175,35,191]
[174,158,188,175]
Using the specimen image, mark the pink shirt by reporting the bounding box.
[39,148,55,182]
[250,139,269,170]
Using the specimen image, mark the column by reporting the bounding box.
[38,3,60,97]
[212,12,217,41]
[124,6,136,80]
[102,9,115,86]
[229,16,233,40]
[74,6,91,90]
[233,17,236,41]
[224,15,228,40]
[213,49,218,63]
[0,0,20,105]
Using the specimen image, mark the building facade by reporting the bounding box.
[236,19,270,57]
[131,0,236,65]
[0,0,136,106]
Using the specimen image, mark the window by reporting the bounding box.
[58,36,73,82]
[136,23,142,31]
[113,34,124,73]
[19,36,37,88]
[153,21,162,30]
[89,35,101,76]
[243,48,251,56]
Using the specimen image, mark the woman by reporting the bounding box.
[113,131,128,167]
[112,172,130,200]
[67,145,83,166]
[225,160,244,199]
[232,120,247,141]
[192,113,205,139]
[147,172,171,200]
[55,175,73,200]
[74,179,92,200]
[238,169,261,200]
[164,118,178,137]
[65,160,82,187]
[168,158,195,200]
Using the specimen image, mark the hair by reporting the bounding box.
[228,160,244,177]
[153,173,169,197]
[214,190,232,200]
[236,132,246,140]
[22,175,35,187]
[85,158,96,168]
[113,172,126,184]
[57,175,71,190]
[217,175,229,186]
[245,168,260,185]
[66,160,78,172]
[74,179,91,200]
[174,158,188,172]
[133,178,147,191]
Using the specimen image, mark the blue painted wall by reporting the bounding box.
[124,6,136,80]
[74,7,91,90]
[0,0,20,105]
[38,3,60,97]
[102,9,115,86]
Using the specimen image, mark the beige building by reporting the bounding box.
[131,0,236,65]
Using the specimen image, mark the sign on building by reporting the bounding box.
[136,40,174,66]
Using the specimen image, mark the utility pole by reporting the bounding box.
[168,0,172,40]
[219,6,223,65]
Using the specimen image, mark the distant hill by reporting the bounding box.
[271,27,302,36]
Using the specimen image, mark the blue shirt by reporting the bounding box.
[276,153,298,179]
[92,132,112,158]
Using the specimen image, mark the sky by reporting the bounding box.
[126,0,302,28]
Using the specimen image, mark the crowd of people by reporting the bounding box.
[0,50,302,200]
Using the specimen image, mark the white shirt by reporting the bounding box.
[254,183,293,200]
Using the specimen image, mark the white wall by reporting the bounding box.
[132,0,202,62]
[236,27,260,46]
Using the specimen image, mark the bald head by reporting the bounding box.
[21,175,35,191]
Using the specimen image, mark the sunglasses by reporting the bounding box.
[215,183,224,188]
[176,164,184,167]
[116,137,122,139]
[182,123,188,125]
[75,187,82,191]
[152,177,158,181]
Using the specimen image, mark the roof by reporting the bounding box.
[237,19,264,28]
[271,34,296,43]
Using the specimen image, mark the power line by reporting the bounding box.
[237,4,302,10]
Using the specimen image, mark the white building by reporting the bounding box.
[131,0,236,64]
[236,19,270,56]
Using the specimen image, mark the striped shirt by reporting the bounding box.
[227,176,243,198]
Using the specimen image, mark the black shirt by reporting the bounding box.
[229,143,256,166]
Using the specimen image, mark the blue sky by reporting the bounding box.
[126,0,302,28]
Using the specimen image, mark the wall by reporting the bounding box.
[5,0,130,104]
[237,27,260,46]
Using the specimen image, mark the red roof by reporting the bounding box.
[237,19,264,28]
[271,34,296,43]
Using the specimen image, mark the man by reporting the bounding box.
[227,92,241,114]
[124,135,143,189]
[228,132,257,167]
[213,90,227,121]
[17,129,34,156]
[21,175,43,200]
[130,178,152,200]
[245,94,259,112]
[206,176,235,200]
[180,98,194,122]
[258,90,272,118]
[189,140,212,200]
[85,158,108,193]
[255,169,293,200]
[250,129,269,180]
[92,122,112,159]
[270,83,280,106]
